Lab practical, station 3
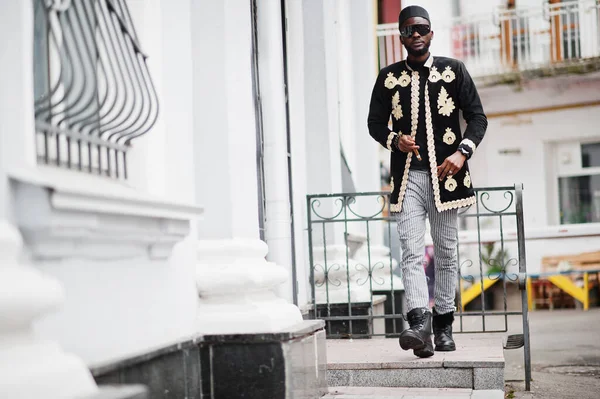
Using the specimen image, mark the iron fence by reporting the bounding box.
[33,0,159,179]
[306,184,531,389]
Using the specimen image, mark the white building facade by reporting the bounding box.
[0,0,380,397]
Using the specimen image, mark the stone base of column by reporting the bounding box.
[84,385,147,399]
[200,320,328,399]
[91,239,327,397]
[196,239,303,334]
[92,320,328,399]
[0,222,99,399]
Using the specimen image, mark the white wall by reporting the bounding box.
[466,74,600,274]
[473,73,600,228]
[22,0,201,365]
[476,105,600,227]
[32,240,198,365]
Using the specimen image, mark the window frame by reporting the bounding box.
[553,139,600,225]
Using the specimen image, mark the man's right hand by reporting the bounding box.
[397,134,419,153]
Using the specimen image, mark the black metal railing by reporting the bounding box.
[305,184,531,389]
[33,0,159,179]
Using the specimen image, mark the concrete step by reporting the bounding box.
[326,334,505,391]
[323,386,504,398]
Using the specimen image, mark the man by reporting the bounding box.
[367,5,487,358]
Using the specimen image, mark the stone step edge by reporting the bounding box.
[327,366,505,390]
[323,387,504,399]
[327,359,505,370]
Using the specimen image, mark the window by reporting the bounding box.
[549,0,583,62]
[581,143,600,168]
[559,175,600,224]
[33,0,158,179]
[557,142,600,224]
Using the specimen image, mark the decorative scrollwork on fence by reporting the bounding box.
[310,198,346,220]
[355,262,386,287]
[479,190,515,214]
[313,263,343,288]
[346,195,387,219]
[459,259,476,283]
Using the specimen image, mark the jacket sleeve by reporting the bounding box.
[367,70,399,152]
[456,61,487,159]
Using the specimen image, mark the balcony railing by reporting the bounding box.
[377,0,600,80]
[33,0,159,179]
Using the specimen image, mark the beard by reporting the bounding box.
[405,42,430,57]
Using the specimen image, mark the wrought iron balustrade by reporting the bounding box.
[33,0,159,179]
[304,184,531,388]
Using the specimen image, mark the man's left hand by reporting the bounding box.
[437,151,467,181]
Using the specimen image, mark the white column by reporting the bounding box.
[192,0,261,241]
[336,1,358,171]
[303,0,343,197]
[322,0,344,196]
[256,0,295,302]
[284,0,310,306]
[128,0,196,203]
[0,0,36,202]
[191,0,302,332]
[0,3,97,397]
[349,0,380,194]
[349,0,385,246]
[158,0,196,204]
[302,0,344,248]
[126,0,167,195]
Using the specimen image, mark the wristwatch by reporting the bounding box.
[458,147,470,158]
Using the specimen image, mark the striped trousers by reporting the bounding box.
[396,170,458,315]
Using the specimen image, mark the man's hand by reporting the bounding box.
[437,151,467,181]
[397,135,419,153]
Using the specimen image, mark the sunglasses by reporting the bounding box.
[399,24,431,38]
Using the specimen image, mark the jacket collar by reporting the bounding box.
[405,55,434,71]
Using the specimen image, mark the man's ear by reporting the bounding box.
[400,36,406,45]
[430,31,434,41]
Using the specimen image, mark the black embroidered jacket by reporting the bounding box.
[367,56,487,213]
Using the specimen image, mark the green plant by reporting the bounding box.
[481,242,510,275]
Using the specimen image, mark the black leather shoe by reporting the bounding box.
[399,308,434,358]
[433,309,456,352]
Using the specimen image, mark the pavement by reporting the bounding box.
[322,308,600,398]
[504,308,600,399]
[327,334,504,390]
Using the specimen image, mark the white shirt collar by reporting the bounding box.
[405,55,434,71]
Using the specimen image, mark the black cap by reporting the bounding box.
[398,5,430,30]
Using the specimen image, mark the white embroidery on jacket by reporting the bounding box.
[464,172,472,188]
[442,66,456,83]
[437,86,455,117]
[391,91,403,120]
[391,71,420,212]
[443,128,456,145]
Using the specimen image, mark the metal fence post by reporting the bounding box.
[516,183,532,391]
